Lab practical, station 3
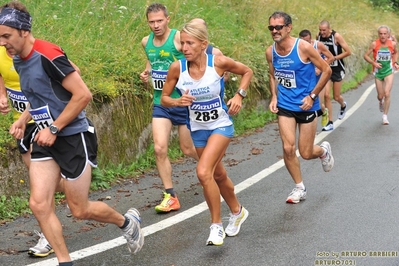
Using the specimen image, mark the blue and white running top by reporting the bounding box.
[272,38,320,112]
[175,54,232,131]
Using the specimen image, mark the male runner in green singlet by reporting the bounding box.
[139,3,199,213]
[364,25,399,125]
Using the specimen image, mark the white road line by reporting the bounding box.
[314,82,375,144]
[27,83,376,266]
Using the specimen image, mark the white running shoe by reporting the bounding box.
[206,224,225,246]
[320,141,334,172]
[382,114,389,125]
[286,188,307,204]
[379,100,384,112]
[122,208,144,254]
[322,122,334,131]
[28,230,54,257]
[225,206,249,237]
[338,102,347,119]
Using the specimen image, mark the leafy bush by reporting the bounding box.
[370,0,399,11]
[0,195,31,222]
[0,113,14,155]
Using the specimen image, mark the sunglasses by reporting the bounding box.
[268,25,286,31]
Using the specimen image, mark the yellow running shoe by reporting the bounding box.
[155,192,181,213]
[321,108,329,127]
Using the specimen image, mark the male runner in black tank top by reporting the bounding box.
[318,20,351,131]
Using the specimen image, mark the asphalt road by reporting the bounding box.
[1,74,399,266]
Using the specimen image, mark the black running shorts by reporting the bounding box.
[277,107,322,124]
[17,123,37,154]
[330,69,345,82]
[31,129,98,179]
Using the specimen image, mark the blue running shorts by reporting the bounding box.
[191,124,234,148]
[152,104,188,126]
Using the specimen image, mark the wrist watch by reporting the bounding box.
[237,88,247,98]
[309,93,318,101]
[49,124,59,135]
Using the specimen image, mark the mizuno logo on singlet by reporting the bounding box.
[191,101,221,111]
[152,72,167,79]
[31,113,50,120]
[7,91,27,100]
[275,71,294,79]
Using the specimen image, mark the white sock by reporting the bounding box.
[296,182,305,190]
[320,146,327,158]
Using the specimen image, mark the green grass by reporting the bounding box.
[0,194,30,222]
[233,108,277,136]
[342,67,372,92]
[2,0,399,220]
[0,113,14,156]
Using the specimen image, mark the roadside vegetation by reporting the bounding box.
[370,0,399,10]
[1,0,399,221]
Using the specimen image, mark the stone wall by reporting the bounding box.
[0,92,153,195]
[0,147,29,197]
[0,49,370,196]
